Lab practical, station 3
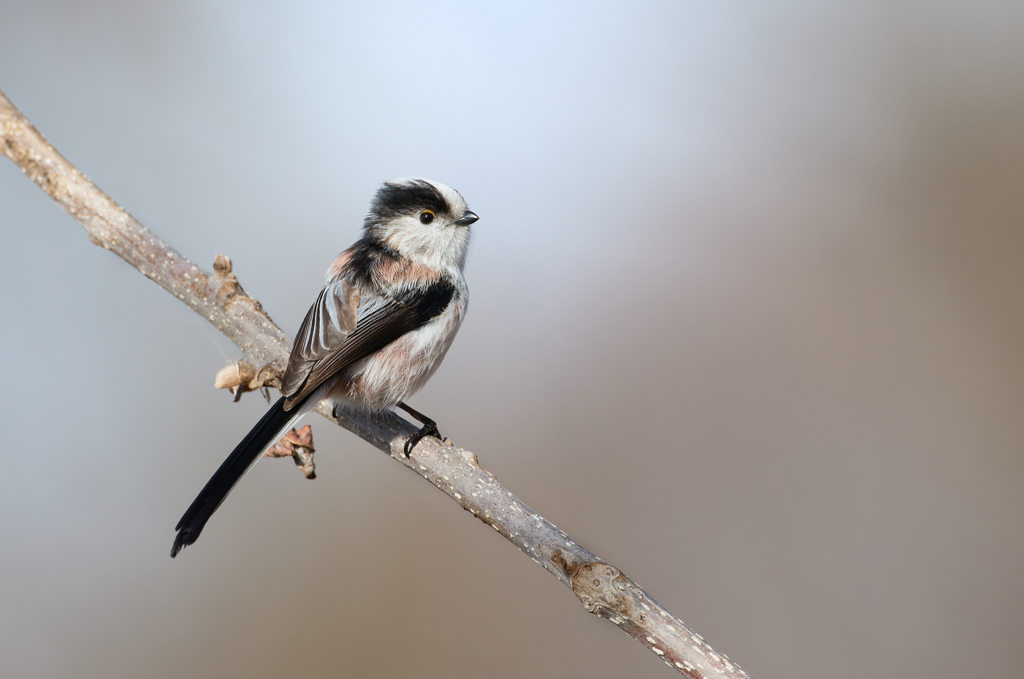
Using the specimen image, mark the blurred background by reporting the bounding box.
[2,1,1022,677]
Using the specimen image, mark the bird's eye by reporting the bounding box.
[419,210,435,224]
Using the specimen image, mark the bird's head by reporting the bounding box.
[364,178,479,271]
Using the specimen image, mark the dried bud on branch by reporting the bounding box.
[265,425,317,479]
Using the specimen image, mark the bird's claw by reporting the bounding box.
[404,422,443,457]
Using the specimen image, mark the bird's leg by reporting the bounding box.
[397,401,443,457]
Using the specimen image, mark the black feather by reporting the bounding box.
[346,238,401,288]
[171,396,303,557]
[395,278,455,319]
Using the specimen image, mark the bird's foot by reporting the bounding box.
[404,420,443,457]
[397,401,444,457]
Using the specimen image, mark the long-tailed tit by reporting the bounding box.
[171,178,479,557]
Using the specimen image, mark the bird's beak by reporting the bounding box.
[454,211,479,227]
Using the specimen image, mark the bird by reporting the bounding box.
[171,178,479,557]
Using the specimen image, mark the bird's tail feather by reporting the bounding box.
[171,396,307,557]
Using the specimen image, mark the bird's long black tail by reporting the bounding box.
[171,396,302,557]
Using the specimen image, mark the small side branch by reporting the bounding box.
[0,88,750,679]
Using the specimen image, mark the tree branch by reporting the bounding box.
[0,88,750,679]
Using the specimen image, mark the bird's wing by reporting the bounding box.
[280,277,455,408]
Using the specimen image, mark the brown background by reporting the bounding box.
[1,2,1022,678]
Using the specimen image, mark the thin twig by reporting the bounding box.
[0,88,750,679]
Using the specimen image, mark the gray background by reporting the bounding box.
[2,1,1022,678]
